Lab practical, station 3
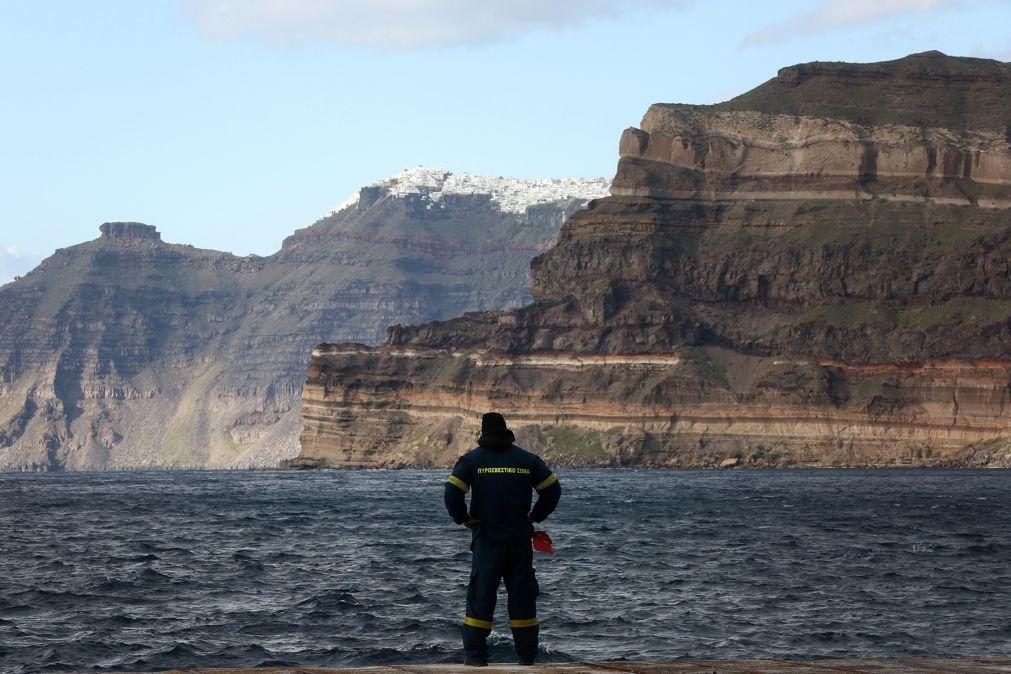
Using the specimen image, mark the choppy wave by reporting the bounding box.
[1,468,1009,672]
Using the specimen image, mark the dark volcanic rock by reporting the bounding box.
[709,50,1011,131]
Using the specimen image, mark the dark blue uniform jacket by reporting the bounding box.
[444,442,561,542]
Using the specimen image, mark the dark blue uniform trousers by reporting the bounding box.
[462,536,539,663]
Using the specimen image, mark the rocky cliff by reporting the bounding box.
[0,170,608,471]
[299,52,1011,469]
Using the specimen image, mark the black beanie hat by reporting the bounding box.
[478,412,515,449]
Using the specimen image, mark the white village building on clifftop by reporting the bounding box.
[329,167,611,217]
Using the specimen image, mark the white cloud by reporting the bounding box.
[0,245,39,286]
[973,45,1011,61]
[183,0,687,50]
[742,0,950,47]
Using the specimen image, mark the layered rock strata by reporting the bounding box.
[0,171,607,471]
[299,52,1011,468]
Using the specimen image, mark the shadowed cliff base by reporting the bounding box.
[296,345,1011,469]
[296,53,1011,470]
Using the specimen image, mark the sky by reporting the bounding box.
[0,0,1009,277]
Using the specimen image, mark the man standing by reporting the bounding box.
[444,412,562,667]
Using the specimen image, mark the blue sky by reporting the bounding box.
[1,0,1008,277]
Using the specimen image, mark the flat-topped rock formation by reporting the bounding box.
[99,221,164,243]
[299,53,1011,469]
[0,172,607,471]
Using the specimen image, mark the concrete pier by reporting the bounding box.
[156,658,1011,673]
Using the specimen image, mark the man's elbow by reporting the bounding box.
[531,480,561,522]
[444,485,467,523]
[544,480,561,501]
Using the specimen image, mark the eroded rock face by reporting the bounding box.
[299,52,1011,469]
[613,109,1011,207]
[0,171,607,471]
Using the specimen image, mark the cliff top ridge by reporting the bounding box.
[657,51,1011,132]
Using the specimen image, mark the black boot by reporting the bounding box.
[512,623,539,665]
[462,622,491,667]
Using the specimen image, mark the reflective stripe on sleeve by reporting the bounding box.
[509,617,539,628]
[447,475,469,492]
[464,616,492,629]
[534,473,557,492]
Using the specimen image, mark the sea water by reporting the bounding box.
[1,469,1009,671]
